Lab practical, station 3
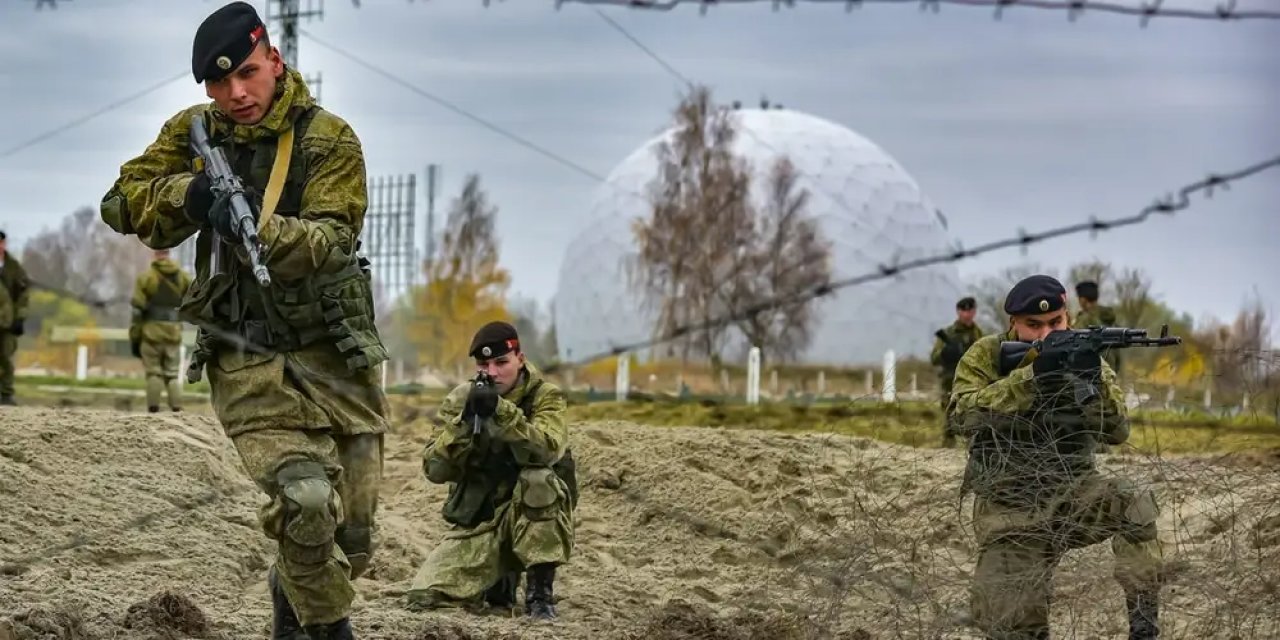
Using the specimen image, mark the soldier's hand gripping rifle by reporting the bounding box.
[998,325,1182,406]
[188,115,271,287]
[469,371,497,435]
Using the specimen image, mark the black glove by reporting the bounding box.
[941,341,965,366]
[1032,347,1068,377]
[9,320,23,336]
[130,339,142,359]
[467,378,501,420]
[184,172,215,226]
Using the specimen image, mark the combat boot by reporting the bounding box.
[302,618,354,640]
[1127,591,1160,640]
[525,563,557,620]
[484,571,519,609]
[148,405,160,413]
[0,395,16,406]
[268,567,308,640]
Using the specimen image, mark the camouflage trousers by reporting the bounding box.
[205,335,391,627]
[0,332,15,397]
[140,339,181,410]
[407,468,574,607]
[233,429,383,626]
[939,380,958,445]
[969,473,1163,640]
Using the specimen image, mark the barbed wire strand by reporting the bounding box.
[562,0,1280,23]
[545,153,1280,372]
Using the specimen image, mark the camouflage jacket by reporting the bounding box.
[930,320,984,381]
[130,258,192,346]
[0,252,30,330]
[423,362,570,527]
[949,330,1128,507]
[99,67,384,371]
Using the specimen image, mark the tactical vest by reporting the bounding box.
[143,270,185,322]
[441,378,579,528]
[962,404,1099,508]
[182,107,387,375]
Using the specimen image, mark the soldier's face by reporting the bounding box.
[1010,309,1068,342]
[204,43,284,125]
[476,352,525,395]
[956,308,977,324]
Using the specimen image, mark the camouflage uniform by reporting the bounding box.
[930,320,984,445]
[408,362,576,611]
[130,258,193,412]
[99,67,390,628]
[949,331,1162,640]
[0,251,29,404]
[1075,304,1121,375]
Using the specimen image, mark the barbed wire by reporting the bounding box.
[544,153,1280,372]
[561,0,1280,23]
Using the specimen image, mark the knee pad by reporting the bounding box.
[274,461,342,565]
[518,467,563,521]
[336,524,372,579]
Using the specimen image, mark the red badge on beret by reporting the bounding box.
[249,25,265,45]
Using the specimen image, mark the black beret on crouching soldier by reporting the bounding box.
[469,321,520,359]
[191,2,269,83]
[1004,275,1067,316]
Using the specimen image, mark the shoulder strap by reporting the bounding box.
[518,379,544,420]
[257,106,319,232]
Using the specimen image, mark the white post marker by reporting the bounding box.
[381,362,388,390]
[746,346,761,405]
[770,369,778,396]
[615,354,630,402]
[178,344,188,389]
[910,373,918,395]
[817,370,826,396]
[864,370,873,395]
[75,344,88,381]
[882,349,896,403]
[1203,386,1212,410]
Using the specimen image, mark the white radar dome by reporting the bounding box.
[553,107,963,367]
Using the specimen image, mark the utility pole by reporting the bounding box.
[266,0,325,102]
[424,164,440,281]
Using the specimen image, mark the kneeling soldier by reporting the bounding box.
[408,321,577,620]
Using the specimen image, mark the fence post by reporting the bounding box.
[817,370,826,396]
[178,344,188,390]
[882,349,896,403]
[75,344,88,381]
[769,369,778,396]
[616,354,630,402]
[746,347,761,406]
[864,370,873,396]
[910,373,918,395]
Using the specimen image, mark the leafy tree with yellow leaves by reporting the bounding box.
[405,174,512,379]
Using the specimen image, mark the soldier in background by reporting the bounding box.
[950,275,1162,640]
[130,248,193,413]
[408,321,576,621]
[0,230,30,406]
[1074,280,1122,376]
[98,3,389,638]
[931,296,983,446]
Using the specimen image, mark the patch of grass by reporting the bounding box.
[16,373,212,394]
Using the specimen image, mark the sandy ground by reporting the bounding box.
[1,406,1278,639]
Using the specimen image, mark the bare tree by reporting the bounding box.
[629,84,754,365]
[722,156,832,364]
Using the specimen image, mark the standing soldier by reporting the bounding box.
[1074,280,1122,376]
[130,248,193,413]
[98,3,389,638]
[949,275,1162,640]
[0,230,29,406]
[931,296,983,446]
[407,321,576,621]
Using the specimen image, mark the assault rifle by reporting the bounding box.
[470,371,496,435]
[998,325,1182,405]
[188,115,271,287]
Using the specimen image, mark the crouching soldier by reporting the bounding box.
[407,321,577,620]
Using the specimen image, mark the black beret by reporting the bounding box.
[956,296,976,310]
[1004,275,1067,316]
[0,230,6,240]
[469,321,520,360]
[192,2,268,83]
[1074,280,1100,301]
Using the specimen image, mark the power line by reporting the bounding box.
[544,153,1280,372]
[561,0,1280,22]
[0,70,188,161]
[593,8,694,87]
[298,28,609,184]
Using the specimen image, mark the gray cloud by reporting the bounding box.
[1,0,1277,341]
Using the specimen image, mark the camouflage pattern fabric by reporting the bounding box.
[0,252,30,398]
[930,320,984,442]
[1076,304,1122,375]
[950,330,1163,638]
[131,258,192,409]
[407,363,574,607]
[98,69,389,626]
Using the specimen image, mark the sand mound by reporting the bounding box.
[2,407,1278,639]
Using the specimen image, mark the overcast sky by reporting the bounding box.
[1,0,1277,340]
